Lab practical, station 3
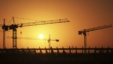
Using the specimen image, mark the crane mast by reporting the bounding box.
[78,24,112,53]
[2,19,7,49]
[2,17,70,49]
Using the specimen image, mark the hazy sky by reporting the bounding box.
[0,0,113,48]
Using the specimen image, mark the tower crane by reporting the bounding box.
[78,24,112,49]
[48,34,59,49]
[2,17,70,49]
[7,34,59,49]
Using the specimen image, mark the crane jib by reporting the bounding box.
[18,19,70,27]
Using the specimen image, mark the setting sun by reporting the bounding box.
[38,34,44,39]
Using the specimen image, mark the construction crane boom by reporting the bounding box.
[18,19,69,27]
[78,24,112,53]
[2,17,70,49]
[79,24,112,36]
[84,24,112,32]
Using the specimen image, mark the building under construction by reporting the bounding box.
[0,47,113,64]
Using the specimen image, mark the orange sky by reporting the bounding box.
[0,0,113,48]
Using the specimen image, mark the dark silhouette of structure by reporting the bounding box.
[0,47,113,64]
[2,17,70,49]
[78,24,112,52]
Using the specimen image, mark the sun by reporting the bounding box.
[38,34,44,39]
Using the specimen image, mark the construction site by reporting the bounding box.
[0,17,113,64]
